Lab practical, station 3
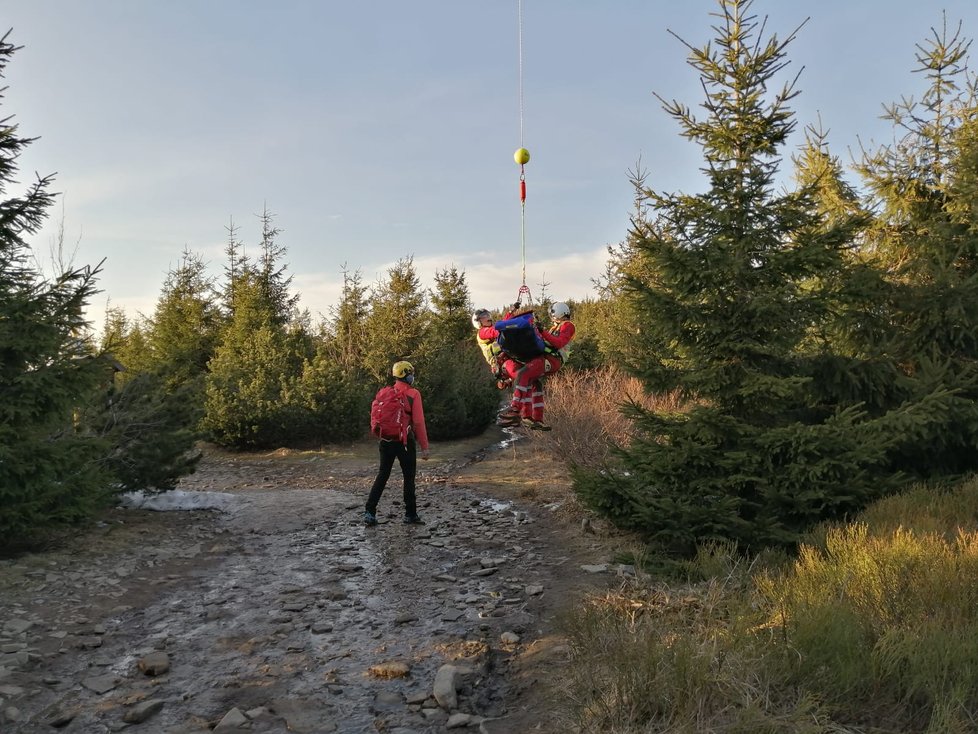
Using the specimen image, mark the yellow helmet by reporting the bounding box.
[392,361,414,379]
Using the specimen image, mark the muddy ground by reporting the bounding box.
[0,427,635,733]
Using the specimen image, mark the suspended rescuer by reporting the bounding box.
[472,308,513,389]
[364,361,430,526]
[496,301,575,431]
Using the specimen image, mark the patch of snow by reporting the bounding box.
[119,490,238,513]
[495,426,522,450]
[479,499,513,513]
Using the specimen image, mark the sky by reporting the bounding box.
[4,1,978,331]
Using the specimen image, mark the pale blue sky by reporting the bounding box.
[4,1,977,329]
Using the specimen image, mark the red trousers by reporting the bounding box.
[505,354,562,421]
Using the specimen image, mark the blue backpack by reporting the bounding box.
[494,312,546,362]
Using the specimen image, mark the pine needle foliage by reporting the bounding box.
[856,17,978,477]
[415,266,498,440]
[201,268,303,448]
[81,371,202,492]
[147,248,221,394]
[573,0,929,553]
[0,31,113,544]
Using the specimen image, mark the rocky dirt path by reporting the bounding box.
[0,429,631,733]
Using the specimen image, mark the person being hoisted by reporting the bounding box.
[472,308,513,389]
[496,301,575,431]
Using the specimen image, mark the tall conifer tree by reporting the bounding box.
[324,265,370,372]
[418,265,497,439]
[203,216,306,448]
[856,18,978,476]
[0,32,111,542]
[428,266,471,345]
[574,1,925,551]
[147,248,221,392]
[362,257,427,382]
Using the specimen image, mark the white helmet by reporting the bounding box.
[550,302,571,320]
[471,308,491,328]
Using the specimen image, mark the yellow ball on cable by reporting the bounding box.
[514,147,530,165]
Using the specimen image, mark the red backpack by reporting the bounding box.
[370,385,410,444]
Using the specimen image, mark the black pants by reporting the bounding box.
[365,437,417,516]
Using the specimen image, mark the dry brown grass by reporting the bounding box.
[541,366,684,469]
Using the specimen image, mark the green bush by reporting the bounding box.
[82,371,202,492]
[289,354,372,444]
[759,521,978,729]
[202,324,297,448]
[561,477,978,732]
[414,341,499,441]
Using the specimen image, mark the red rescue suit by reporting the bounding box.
[509,319,575,422]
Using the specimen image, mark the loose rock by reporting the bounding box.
[433,664,459,710]
[122,699,164,724]
[137,651,170,676]
[368,661,410,679]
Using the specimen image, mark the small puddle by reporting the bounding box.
[478,499,513,513]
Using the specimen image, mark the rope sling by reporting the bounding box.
[514,0,532,309]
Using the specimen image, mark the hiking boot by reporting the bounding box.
[522,418,552,431]
[364,511,378,526]
[497,413,521,427]
[403,514,424,525]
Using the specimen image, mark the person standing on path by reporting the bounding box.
[364,360,430,526]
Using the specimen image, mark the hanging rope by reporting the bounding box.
[518,0,525,150]
[515,0,532,307]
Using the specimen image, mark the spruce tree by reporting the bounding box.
[96,299,204,488]
[147,248,221,392]
[100,306,153,379]
[362,256,427,382]
[203,270,296,448]
[856,18,978,476]
[291,340,372,444]
[573,0,922,552]
[256,204,300,326]
[325,265,370,373]
[587,165,659,370]
[418,265,497,439]
[221,216,247,320]
[428,266,472,345]
[203,211,316,448]
[0,32,112,544]
[286,266,374,444]
[789,126,905,413]
[81,370,202,492]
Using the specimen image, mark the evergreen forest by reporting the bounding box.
[5,0,978,564]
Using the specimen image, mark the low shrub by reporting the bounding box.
[560,479,978,732]
[540,366,682,470]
